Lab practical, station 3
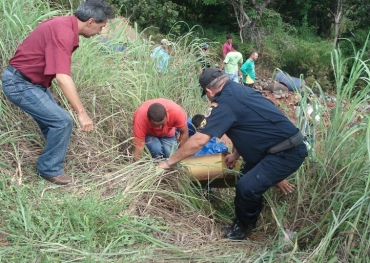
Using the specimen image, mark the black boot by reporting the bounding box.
[224,220,254,240]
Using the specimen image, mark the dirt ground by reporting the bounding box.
[101,16,139,41]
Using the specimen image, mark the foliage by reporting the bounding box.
[49,0,81,10]
[109,0,180,34]
[259,24,334,90]
[0,0,59,63]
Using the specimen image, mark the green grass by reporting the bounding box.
[1,0,370,262]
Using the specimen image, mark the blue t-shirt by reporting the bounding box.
[187,118,197,137]
[150,46,170,72]
[198,80,299,166]
[176,118,196,137]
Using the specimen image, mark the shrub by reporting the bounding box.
[260,26,334,90]
[110,0,180,34]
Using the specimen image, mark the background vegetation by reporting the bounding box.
[1,0,370,262]
[106,0,370,91]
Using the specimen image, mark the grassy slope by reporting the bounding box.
[1,1,370,262]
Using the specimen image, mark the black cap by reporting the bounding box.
[199,68,224,97]
[202,43,210,50]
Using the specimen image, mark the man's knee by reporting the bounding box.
[236,180,261,200]
[148,147,164,158]
[161,138,177,158]
[236,171,274,200]
[145,136,164,158]
[57,111,73,131]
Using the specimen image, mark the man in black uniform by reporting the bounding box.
[158,68,307,240]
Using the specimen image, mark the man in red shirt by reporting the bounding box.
[132,98,189,161]
[1,0,114,185]
[222,34,233,59]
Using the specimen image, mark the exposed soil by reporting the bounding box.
[101,16,139,41]
[0,217,8,247]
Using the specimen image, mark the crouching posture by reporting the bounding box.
[132,98,189,161]
[1,0,114,185]
[158,68,307,240]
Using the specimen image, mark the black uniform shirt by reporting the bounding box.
[197,80,299,165]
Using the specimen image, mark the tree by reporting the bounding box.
[227,0,276,43]
[110,0,180,33]
[329,0,343,48]
[203,0,275,43]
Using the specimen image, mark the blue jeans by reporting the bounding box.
[1,68,73,177]
[234,144,307,226]
[145,135,177,159]
[225,72,239,83]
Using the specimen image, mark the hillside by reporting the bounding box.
[1,1,370,262]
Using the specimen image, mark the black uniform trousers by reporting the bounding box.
[235,144,307,227]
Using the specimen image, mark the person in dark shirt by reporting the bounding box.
[1,0,114,185]
[188,114,205,136]
[158,68,307,240]
[196,43,211,72]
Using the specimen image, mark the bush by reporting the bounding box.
[49,0,80,10]
[110,0,180,34]
[260,26,334,90]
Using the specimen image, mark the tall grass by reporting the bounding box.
[1,0,370,262]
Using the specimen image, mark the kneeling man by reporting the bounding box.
[133,98,189,161]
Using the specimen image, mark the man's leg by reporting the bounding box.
[145,136,164,158]
[226,144,307,240]
[1,69,73,178]
[225,72,239,83]
[232,72,239,83]
[35,89,73,177]
[159,136,177,158]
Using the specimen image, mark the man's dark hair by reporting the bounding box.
[75,0,115,23]
[226,34,232,40]
[232,43,238,51]
[191,114,205,129]
[147,103,167,122]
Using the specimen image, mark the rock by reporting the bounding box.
[357,115,364,122]
[263,82,289,93]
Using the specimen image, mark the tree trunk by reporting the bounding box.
[227,0,275,43]
[332,0,343,48]
[227,0,251,43]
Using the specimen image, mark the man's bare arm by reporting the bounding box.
[177,124,189,148]
[56,73,93,132]
[133,145,143,162]
[158,132,211,168]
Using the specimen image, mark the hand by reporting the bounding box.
[157,161,172,170]
[77,111,94,132]
[224,153,237,169]
[276,179,295,195]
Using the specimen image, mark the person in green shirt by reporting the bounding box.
[220,43,243,83]
[240,51,258,88]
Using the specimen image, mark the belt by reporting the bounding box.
[6,65,31,82]
[267,131,304,154]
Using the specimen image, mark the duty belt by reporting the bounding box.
[267,131,304,154]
